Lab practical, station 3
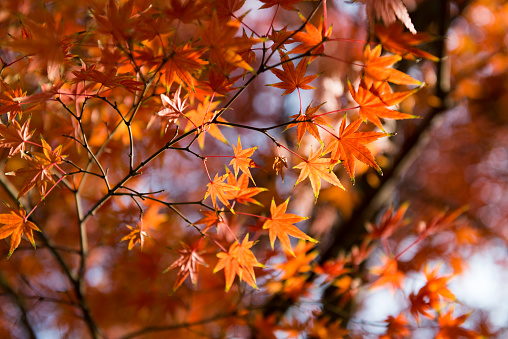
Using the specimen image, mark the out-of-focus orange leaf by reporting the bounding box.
[376,23,438,61]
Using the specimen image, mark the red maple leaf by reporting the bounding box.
[268,52,318,95]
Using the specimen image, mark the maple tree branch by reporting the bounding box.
[0,274,37,339]
[57,98,111,191]
[118,311,239,339]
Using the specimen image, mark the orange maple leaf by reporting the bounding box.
[273,156,288,182]
[275,240,317,280]
[269,52,318,95]
[229,138,258,183]
[409,266,455,322]
[348,78,419,131]
[200,12,258,72]
[214,234,264,291]
[436,307,479,339]
[194,210,227,233]
[293,146,344,200]
[7,138,65,198]
[120,223,146,250]
[164,242,207,291]
[7,17,75,80]
[376,23,439,61]
[84,65,143,94]
[363,45,421,86]
[324,116,389,183]
[366,203,409,240]
[204,173,238,211]
[0,205,40,258]
[268,26,294,52]
[285,102,330,146]
[370,255,405,292]
[184,98,227,149]
[161,43,207,89]
[289,13,331,61]
[381,313,411,339]
[225,172,267,206]
[0,118,35,158]
[262,198,316,255]
[0,80,25,119]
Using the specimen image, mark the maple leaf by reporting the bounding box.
[363,45,421,86]
[268,26,294,52]
[7,138,65,198]
[289,13,331,62]
[204,173,238,211]
[370,255,405,292]
[155,87,188,131]
[0,205,40,258]
[200,12,258,72]
[0,80,25,119]
[203,69,241,96]
[376,23,439,61]
[194,210,227,233]
[184,98,228,149]
[409,266,455,322]
[436,307,479,339]
[120,224,146,250]
[225,172,267,206]
[214,235,263,291]
[348,78,419,131]
[273,156,288,182]
[92,0,141,43]
[309,318,349,339]
[324,116,389,183]
[381,314,411,339]
[229,138,258,183]
[285,102,330,146]
[293,146,344,200]
[161,43,207,89]
[268,52,318,95]
[164,242,207,291]
[7,17,75,80]
[84,65,143,93]
[0,118,35,158]
[165,0,209,24]
[262,198,316,256]
[214,0,247,23]
[275,240,317,280]
[366,203,409,240]
[418,206,468,238]
[358,0,416,34]
[259,0,303,11]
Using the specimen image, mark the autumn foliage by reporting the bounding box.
[0,0,505,338]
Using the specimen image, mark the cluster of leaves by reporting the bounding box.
[0,0,496,338]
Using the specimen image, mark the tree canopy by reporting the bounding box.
[0,0,507,338]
